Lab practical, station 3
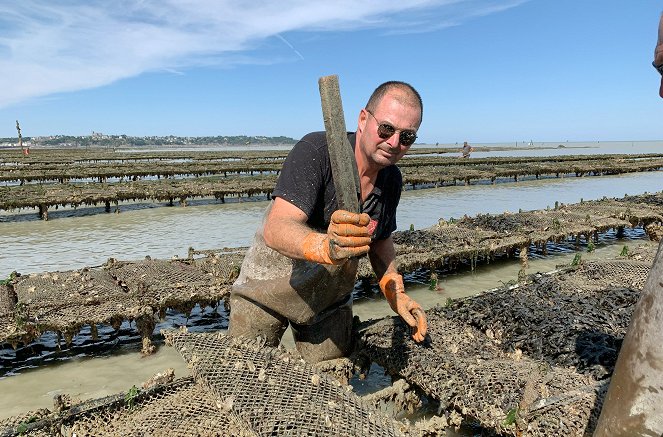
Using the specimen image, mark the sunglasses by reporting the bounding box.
[365,109,417,147]
[654,61,663,76]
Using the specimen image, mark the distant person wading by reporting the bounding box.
[461,141,473,158]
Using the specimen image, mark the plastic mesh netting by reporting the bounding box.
[3,194,662,349]
[107,258,225,307]
[445,270,639,379]
[357,307,602,436]
[164,330,409,437]
[13,268,141,334]
[356,255,650,436]
[0,377,236,436]
[2,253,242,346]
[0,250,655,436]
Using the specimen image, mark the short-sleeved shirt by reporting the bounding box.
[272,131,402,240]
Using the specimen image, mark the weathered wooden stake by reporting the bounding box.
[16,120,28,156]
[318,75,360,213]
[593,239,663,436]
[519,246,529,269]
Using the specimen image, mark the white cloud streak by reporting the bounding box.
[0,0,526,107]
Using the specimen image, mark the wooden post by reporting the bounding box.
[519,245,529,269]
[16,120,28,156]
[593,240,663,436]
[318,75,360,213]
[38,204,48,221]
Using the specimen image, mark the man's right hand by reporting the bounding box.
[301,210,372,265]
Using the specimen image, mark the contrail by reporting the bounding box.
[276,34,305,61]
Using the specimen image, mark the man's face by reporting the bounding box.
[357,90,421,169]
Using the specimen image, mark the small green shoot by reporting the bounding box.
[0,271,16,286]
[587,241,595,253]
[444,297,453,307]
[125,385,140,410]
[571,253,582,266]
[503,408,518,426]
[16,416,37,435]
[619,245,629,257]
[409,223,415,231]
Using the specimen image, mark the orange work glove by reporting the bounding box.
[301,210,372,265]
[379,272,427,342]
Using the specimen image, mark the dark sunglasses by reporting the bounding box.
[365,109,417,147]
[654,61,663,76]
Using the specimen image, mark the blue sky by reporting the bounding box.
[0,0,661,143]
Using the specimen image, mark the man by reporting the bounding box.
[655,13,663,98]
[461,141,473,158]
[229,81,428,363]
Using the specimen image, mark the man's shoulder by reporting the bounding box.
[287,132,329,160]
[298,131,328,149]
[292,131,356,159]
[297,131,356,149]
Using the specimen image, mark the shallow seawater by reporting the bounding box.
[0,155,661,433]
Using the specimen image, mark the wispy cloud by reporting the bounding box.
[0,0,526,107]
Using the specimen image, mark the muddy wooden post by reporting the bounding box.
[593,240,663,436]
[318,75,360,213]
[518,245,529,269]
[38,204,48,221]
[135,313,156,355]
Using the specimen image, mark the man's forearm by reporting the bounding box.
[263,214,318,260]
[262,199,371,264]
[368,236,398,279]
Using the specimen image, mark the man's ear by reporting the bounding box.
[357,109,368,134]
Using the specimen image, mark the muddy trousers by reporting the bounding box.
[228,294,353,364]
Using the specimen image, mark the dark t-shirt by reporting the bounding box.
[272,131,401,240]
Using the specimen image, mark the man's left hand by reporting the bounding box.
[379,272,428,342]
